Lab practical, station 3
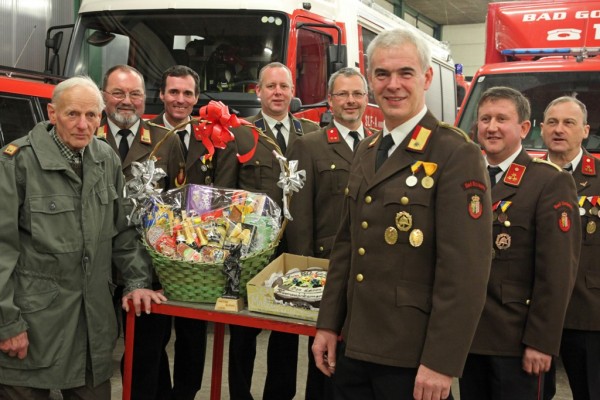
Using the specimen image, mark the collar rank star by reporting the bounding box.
[406,126,432,153]
[503,163,526,186]
[327,128,340,143]
[582,155,596,176]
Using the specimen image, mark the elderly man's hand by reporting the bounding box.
[0,331,29,359]
[121,289,167,316]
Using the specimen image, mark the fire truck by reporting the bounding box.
[456,0,600,156]
[50,0,457,128]
[0,67,56,147]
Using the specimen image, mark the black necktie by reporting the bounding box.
[177,130,188,157]
[488,165,502,187]
[348,130,360,151]
[375,134,395,171]
[117,129,132,161]
[563,164,573,173]
[275,122,286,153]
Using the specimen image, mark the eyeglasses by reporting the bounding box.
[331,91,367,99]
[104,90,145,101]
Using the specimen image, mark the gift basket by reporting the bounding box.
[127,101,305,303]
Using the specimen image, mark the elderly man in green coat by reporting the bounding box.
[0,75,165,399]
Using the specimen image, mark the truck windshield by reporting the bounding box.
[458,71,600,154]
[65,10,287,116]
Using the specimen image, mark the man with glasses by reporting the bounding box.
[286,67,373,399]
[98,65,185,187]
[98,65,185,400]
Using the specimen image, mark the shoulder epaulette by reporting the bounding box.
[438,121,470,142]
[532,157,561,171]
[3,144,19,157]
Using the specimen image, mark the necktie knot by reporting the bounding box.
[274,122,286,153]
[563,164,573,173]
[488,165,502,187]
[117,129,132,161]
[375,134,394,171]
[348,130,360,151]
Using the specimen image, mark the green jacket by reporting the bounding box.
[0,122,152,389]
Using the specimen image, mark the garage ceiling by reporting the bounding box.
[402,0,522,25]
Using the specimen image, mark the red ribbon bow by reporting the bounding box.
[194,100,258,163]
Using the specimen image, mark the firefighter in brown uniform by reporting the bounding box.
[214,62,319,400]
[100,65,185,400]
[146,65,212,400]
[459,87,581,400]
[286,67,373,400]
[541,96,600,400]
[98,65,185,188]
[313,28,492,400]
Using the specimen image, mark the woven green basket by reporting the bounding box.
[146,243,277,303]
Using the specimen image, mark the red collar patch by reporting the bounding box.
[327,128,340,143]
[581,155,596,176]
[503,163,526,187]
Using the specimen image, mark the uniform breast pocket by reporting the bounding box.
[316,159,351,194]
[94,184,119,240]
[29,195,81,253]
[242,158,275,190]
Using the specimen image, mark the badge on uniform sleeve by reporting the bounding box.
[559,211,571,232]
[3,144,19,156]
[468,195,483,219]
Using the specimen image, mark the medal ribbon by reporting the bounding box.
[422,162,438,178]
[579,196,587,207]
[492,201,502,211]
[410,161,423,175]
[587,196,599,206]
[499,201,512,213]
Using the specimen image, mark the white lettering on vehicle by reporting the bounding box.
[523,10,600,21]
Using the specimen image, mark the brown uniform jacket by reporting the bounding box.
[285,122,372,258]
[148,113,213,186]
[470,149,580,357]
[97,116,185,190]
[213,111,319,208]
[563,149,600,331]
[317,111,493,377]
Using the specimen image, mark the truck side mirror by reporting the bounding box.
[290,97,302,114]
[328,44,347,74]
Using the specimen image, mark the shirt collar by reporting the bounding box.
[50,127,85,163]
[107,119,141,137]
[262,112,290,133]
[384,106,427,145]
[548,147,583,171]
[486,146,523,172]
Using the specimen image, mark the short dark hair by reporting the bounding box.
[160,65,201,96]
[478,86,531,123]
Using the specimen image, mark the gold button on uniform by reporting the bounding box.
[525,299,531,305]
[401,196,409,205]
[365,196,372,204]
[356,274,364,282]
[361,221,368,229]
[331,164,336,169]
[358,248,365,255]
[319,246,324,251]
[344,187,349,195]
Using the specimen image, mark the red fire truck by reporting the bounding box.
[50,0,457,128]
[0,67,57,147]
[456,0,600,156]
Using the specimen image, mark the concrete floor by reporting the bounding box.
[107,324,575,400]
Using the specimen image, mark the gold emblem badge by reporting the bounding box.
[395,211,413,232]
[409,229,423,247]
[384,227,398,245]
[421,176,434,189]
[495,233,511,250]
[3,144,19,156]
[587,220,597,234]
